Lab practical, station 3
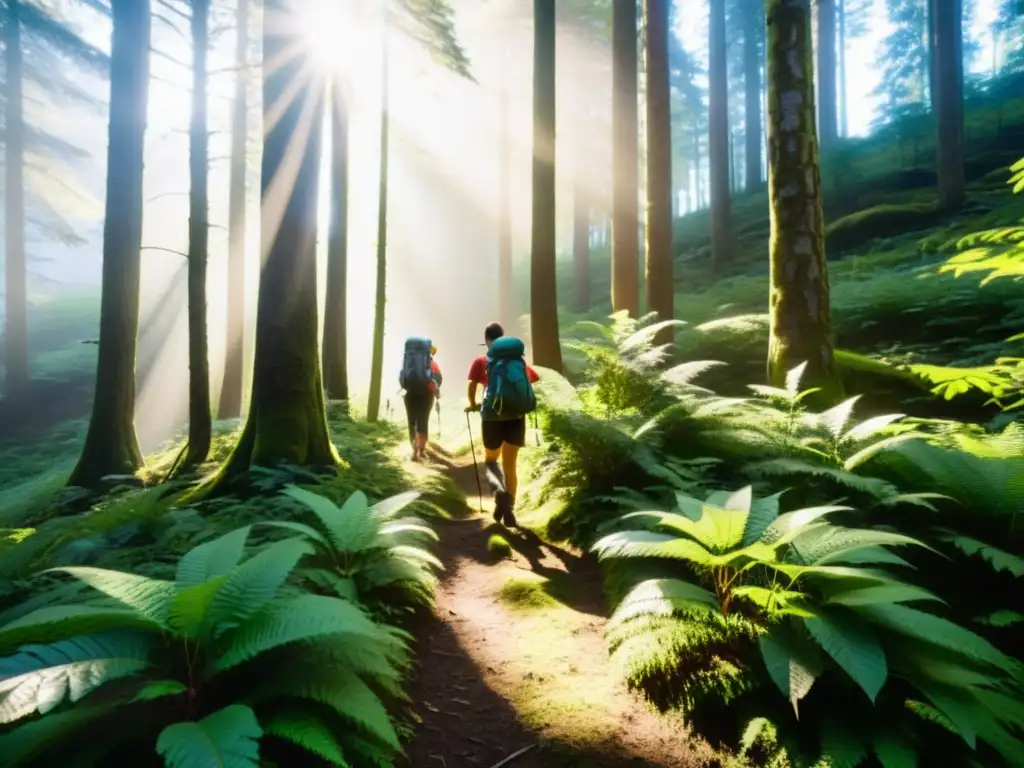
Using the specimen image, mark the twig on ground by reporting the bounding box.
[487,744,537,768]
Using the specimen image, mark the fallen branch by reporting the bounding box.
[487,744,536,768]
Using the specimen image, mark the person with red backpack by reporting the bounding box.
[464,322,539,526]
[400,338,442,461]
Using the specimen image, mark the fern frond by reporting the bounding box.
[609,579,718,626]
[210,594,384,673]
[936,533,1024,577]
[156,704,262,768]
[262,709,349,766]
[44,567,175,624]
[0,703,112,765]
[175,526,251,589]
[0,631,153,724]
[0,606,161,656]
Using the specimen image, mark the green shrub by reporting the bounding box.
[0,523,411,766]
[594,486,1024,765]
[486,534,512,559]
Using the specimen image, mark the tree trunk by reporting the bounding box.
[207,0,335,490]
[217,0,248,420]
[322,76,350,403]
[68,0,149,488]
[931,0,965,210]
[572,170,590,314]
[765,0,842,402]
[366,12,390,422]
[498,74,514,327]
[838,0,847,137]
[743,0,762,192]
[3,0,28,402]
[611,0,640,316]
[816,0,838,150]
[183,0,211,468]
[708,0,731,269]
[530,0,562,371]
[644,0,673,341]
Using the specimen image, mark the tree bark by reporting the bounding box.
[68,0,150,488]
[366,12,390,422]
[611,0,640,316]
[498,75,514,327]
[4,0,28,402]
[643,0,673,342]
[708,0,732,269]
[931,0,965,211]
[183,0,212,468]
[322,76,350,403]
[217,0,249,420]
[530,0,562,371]
[765,0,842,402]
[743,0,763,192]
[207,0,335,490]
[815,0,838,150]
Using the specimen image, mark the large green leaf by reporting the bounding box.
[759,622,825,715]
[210,594,383,673]
[743,491,783,546]
[263,710,350,766]
[283,488,378,553]
[167,576,229,639]
[44,567,175,624]
[855,603,1016,670]
[0,606,161,655]
[592,530,712,563]
[207,537,313,635]
[255,520,330,549]
[802,609,888,702]
[939,534,1024,577]
[788,528,933,567]
[761,505,850,546]
[609,579,718,625]
[175,527,251,589]
[0,631,153,724]
[822,584,943,608]
[368,491,421,521]
[156,704,262,768]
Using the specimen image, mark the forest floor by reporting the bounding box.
[401,444,720,768]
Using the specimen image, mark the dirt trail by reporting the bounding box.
[402,450,715,768]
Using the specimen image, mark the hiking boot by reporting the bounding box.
[494,491,514,526]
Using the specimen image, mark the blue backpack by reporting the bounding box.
[399,337,433,395]
[482,337,537,421]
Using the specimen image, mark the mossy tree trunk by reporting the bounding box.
[366,11,390,423]
[931,0,966,211]
[708,0,732,269]
[4,0,28,403]
[208,0,335,489]
[184,0,212,468]
[743,0,763,192]
[643,0,673,343]
[765,0,843,402]
[498,74,514,327]
[322,76,350,404]
[530,0,563,372]
[611,0,639,317]
[217,0,249,421]
[815,0,838,150]
[68,0,149,489]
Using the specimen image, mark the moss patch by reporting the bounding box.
[497,573,560,611]
[487,533,513,559]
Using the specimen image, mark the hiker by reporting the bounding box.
[464,322,540,526]
[400,337,442,461]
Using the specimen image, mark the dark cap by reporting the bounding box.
[483,322,504,342]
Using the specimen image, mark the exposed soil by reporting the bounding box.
[402,448,717,768]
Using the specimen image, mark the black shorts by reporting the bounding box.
[481,418,526,451]
[404,392,434,437]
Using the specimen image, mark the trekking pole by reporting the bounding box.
[464,411,484,513]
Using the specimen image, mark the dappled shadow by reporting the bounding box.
[404,511,699,768]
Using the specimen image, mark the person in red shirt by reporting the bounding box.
[465,322,540,525]
[405,344,443,461]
